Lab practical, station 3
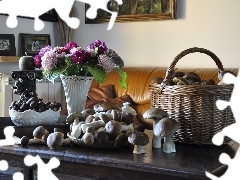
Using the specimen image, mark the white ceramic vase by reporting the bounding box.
[60,75,94,115]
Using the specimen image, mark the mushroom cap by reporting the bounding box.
[105,120,121,136]
[47,132,64,150]
[128,131,149,146]
[66,112,84,124]
[94,130,109,145]
[33,126,49,139]
[183,72,201,82]
[81,108,95,118]
[173,71,185,78]
[143,107,169,120]
[82,132,94,145]
[85,115,95,124]
[114,133,128,148]
[20,136,29,146]
[122,112,134,125]
[54,128,64,134]
[99,113,111,123]
[154,117,180,137]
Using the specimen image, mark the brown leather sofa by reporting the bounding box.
[90,67,239,129]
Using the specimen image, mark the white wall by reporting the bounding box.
[72,0,240,69]
[0,15,60,74]
[1,0,240,73]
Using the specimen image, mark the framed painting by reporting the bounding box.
[85,0,177,24]
[0,34,16,56]
[19,33,51,56]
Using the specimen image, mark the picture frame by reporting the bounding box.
[0,9,58,22]
[0,34,16,56]
[19,33,51,56]
[85,0,176,24]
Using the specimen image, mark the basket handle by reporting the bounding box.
[160,47,224,91]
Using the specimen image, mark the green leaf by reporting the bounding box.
[43,70,60,83]
[87,65,106,84]
[114,67,127,90]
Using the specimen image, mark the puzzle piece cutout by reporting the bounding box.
[0,159,8,171]
[0,126,15,146]
[206,71,240,179]
[24,155,60,180]
[0,0,123,31]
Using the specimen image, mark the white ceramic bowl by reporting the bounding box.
[9,109,60,126]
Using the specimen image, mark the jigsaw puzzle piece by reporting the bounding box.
[54,0,80,29]
[0,126,15,146]
[77,0,122,30]
[24,155,60,180]
[12,172,24,180]
[0,160,8,171]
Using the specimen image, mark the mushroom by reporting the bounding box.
[98,113,111,123]
[183,72,201,84]
[81,120,105,134]
[66,112,84,124]
[81,127,94,146]
[128,131,149,154]
[13,136,29,146]
[143,107,169,148]
[105,120,133,136]
[94,130,109,145]
[85,115,95,124]
[71,121,84,139]
[32,126,49,144]
[176,77,190,85]
[114,133,128,148]
[81,108,95,118]
[154,117,179,153]
[47,132,64,150]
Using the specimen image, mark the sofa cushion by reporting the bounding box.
[87,84,114,100]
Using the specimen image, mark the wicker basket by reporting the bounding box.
[149,47,235,145]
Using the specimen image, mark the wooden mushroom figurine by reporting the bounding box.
[67,112,84,138]
[128,131,149,154]
[154,117,179,153]
[143,107,169,148]
[47,132,64,150]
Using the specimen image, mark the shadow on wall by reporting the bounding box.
[176,0,185,19]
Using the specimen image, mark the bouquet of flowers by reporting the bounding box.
[34,40,127,89]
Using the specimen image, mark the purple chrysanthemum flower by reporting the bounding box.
[34,55,42,68]
[41,50,57,71]
[88,40,107,55]
[39,45,52,56]
[72,49,91,65]
[98,54,115,73]
[65,42,78,51]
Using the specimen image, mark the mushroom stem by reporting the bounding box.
[152,121,162,148]
[29,139,44,144]
[120,123,134,132]
[152,135,162,148]
[133,145,146,154]
[163,134,176,153]
[62,138,71,146]
[81,120,105,134]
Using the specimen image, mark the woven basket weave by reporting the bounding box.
[149,47,235,145]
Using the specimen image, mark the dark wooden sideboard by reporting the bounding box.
[0,117,238,180]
